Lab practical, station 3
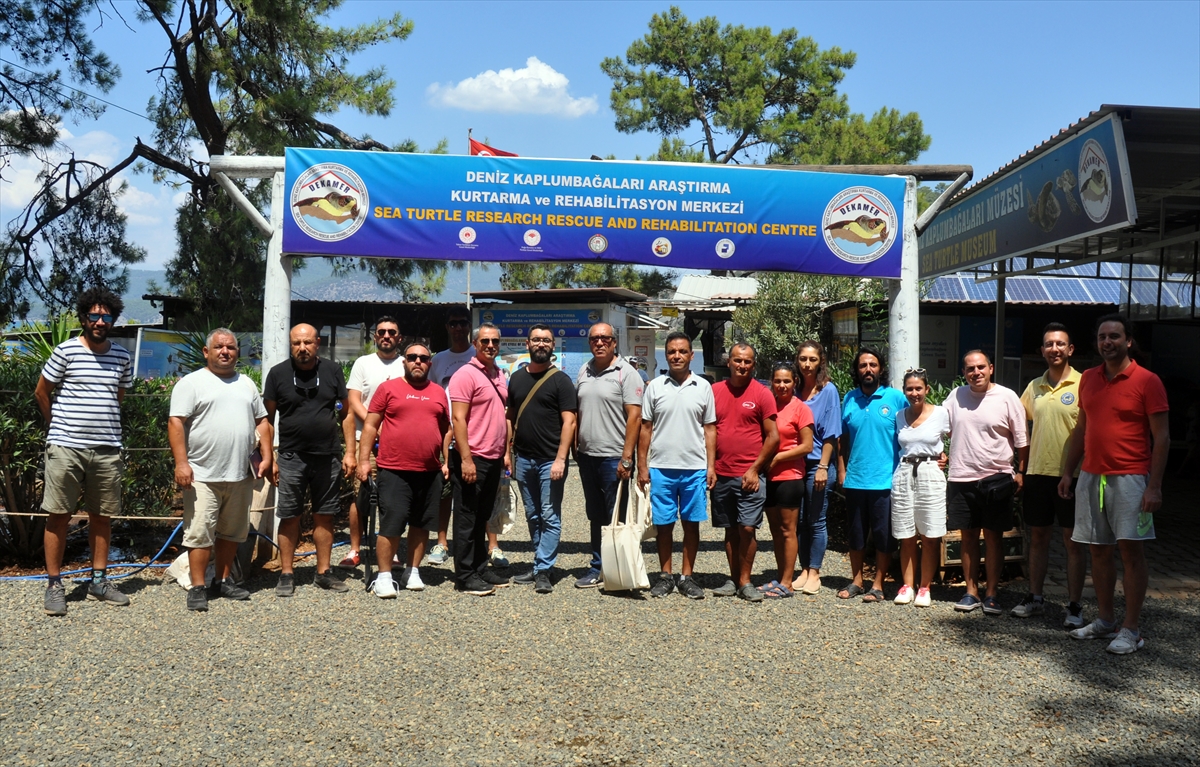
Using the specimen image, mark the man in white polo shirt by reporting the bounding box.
[637,331,716,600]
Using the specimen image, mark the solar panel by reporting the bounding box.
[927,276,967,301]
[1044,279,1092,303]
[1130,280,1160,305]
[1083,280,1122,303]
[1006,279,1050,302]
[1133,263,1159,279]
[1101,262,1124,278]
[964,278,999,302]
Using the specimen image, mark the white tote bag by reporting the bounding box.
[600,479,652,591]
[487,475,518,536]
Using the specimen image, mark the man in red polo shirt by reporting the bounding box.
[1058,314,1169,655]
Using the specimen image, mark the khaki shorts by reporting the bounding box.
[182,478,254,548]
[42,444,124,516]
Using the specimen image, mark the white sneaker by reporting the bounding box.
[371,577,398,599]
[1063,602,1085,629]
[406,569,425,591]
[914,587,932,608]
[1069,618,1117,641]
[1106,627,1144,655]
[893,585,915,605]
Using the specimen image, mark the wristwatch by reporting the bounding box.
[620,459,633,471]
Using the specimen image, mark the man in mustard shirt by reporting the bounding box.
[1013,323,1086,627]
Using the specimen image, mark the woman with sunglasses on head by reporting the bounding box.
[891,368,950,607]
[762,362,814,598]
[792,340,841,594]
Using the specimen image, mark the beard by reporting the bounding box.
[529,346,552,364]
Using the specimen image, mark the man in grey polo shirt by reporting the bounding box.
[637,331,716,600]
[574,322,643,588]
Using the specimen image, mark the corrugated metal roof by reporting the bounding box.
[672,275,758,302]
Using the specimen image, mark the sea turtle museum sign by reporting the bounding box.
[917,112,1136,278]
[282,148,907,278]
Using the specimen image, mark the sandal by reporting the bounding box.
[757,579,781,593]
[837,583,865,600]
[763,583,794,599]
[862,588,886,603]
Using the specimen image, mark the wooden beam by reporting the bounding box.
[763,164,973,181]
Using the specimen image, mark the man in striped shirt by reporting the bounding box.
[34,287,134,615]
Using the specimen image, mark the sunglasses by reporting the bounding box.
[406,353,431,363]
[477,338,500,347]
[588,335,615,343]
[86,312,114,324]
[375,328,400,337]
[447,319,470,328]
[904,367,928,375]
[294,376,320,398]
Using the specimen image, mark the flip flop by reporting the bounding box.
[862,588,886,603]
[837,583,865,600]
[763,583,793,599]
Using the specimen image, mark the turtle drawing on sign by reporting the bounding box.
[1080,168,1109,203]
[295,192,361,225]
[1026,180,1061,233]
[1056,169,1082,214]
[824,215,889,248]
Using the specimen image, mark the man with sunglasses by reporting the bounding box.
[427,306,480,566]
[574,322,642,589]
[263,323,356,597]
[446,323,516,595]
[341,316,403,568]
[358,342,450,596]
[507,324,578,593]
[35,287,134,615]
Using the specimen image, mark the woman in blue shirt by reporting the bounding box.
[792,340,841,595]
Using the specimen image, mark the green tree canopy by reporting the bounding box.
[602,6,930,166]
[501,263,677,298]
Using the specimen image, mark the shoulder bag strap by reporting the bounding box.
[513,366,560,443]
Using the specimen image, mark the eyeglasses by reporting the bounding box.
[904,367,927,375]
[86,312,114,324]
[477,338,500,347]
[529,338,554,346]
[588,335,615,344]
[405,353,431,363]
[447,319,470,328]
[375,328,400,337]
[294,376,320,398]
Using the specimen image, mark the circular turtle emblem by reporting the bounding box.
[1077,139,1112,223]
[290,163,369,242]
[1060,391,1075,405]
[822,186,898,264]
[588,234,608,254]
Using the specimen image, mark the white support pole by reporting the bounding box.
[889,175,921,381]
[262,170,291,379]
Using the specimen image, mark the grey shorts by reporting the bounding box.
[276,451,342,519]
[1072,471,1155,544]
[41,444,123,516]
[709,475,766,529]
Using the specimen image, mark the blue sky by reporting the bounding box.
[3,0,1198,269]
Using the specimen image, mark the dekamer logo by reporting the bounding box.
[291,163,369,242]
[1077,139,1112,224]
[821,187,897,264]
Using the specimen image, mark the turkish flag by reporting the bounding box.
[469,138,518,157]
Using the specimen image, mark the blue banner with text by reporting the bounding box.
[282,149,905,278]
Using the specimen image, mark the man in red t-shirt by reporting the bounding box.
[710,343,779,602]
[1059,315,1170,655]
[358,342,451,597]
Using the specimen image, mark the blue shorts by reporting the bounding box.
[649,467,708,525]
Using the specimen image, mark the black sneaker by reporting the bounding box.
[212,578,250,601]
[275,573,296,597]
[513,570,537,585]
[43,583,67,616]
[1010,593,1044,618]
[481,570,513,588]
[677,576,705,600]
[314,570,350,592]
[187,585,209,612]
[459,574,496,595]
[86,579,130,606]
[534,572,554,593]
[649,572,676,598]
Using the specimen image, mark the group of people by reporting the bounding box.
[33,287,1171,654]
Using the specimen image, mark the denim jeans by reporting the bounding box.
[514,454,566,573]
[800,458,837,570]
[576,454,621,571]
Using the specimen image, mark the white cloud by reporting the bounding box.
[427,57,598,118]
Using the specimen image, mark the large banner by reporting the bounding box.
[283,148,906,278]
[918,112,1136,278]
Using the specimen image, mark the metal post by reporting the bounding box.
[889,175,921,381]
[262,170,291,378]
[994,259,1007,386]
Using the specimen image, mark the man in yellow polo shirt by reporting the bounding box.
[1013,323,1086,627]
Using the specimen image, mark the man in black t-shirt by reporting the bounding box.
[263,323,356,597]
[506,324,577,593]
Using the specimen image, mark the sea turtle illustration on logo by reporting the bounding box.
[294,192,360,225]
[1079,168,1109,203]
[824,214,889,247]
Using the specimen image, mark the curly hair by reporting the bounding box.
[75,286,124,322]
[851,346,888,388]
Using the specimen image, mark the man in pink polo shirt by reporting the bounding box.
[1059,314,1169,655]
[447,323,515,596]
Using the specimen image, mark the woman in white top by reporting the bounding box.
[891,369,950,607]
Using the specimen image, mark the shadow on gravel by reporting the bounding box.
[934,594,1200,760]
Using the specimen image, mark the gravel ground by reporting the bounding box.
[2,469,1197,766]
